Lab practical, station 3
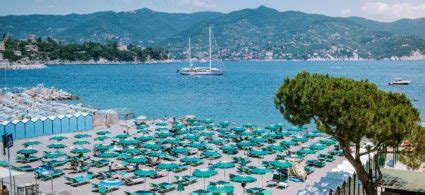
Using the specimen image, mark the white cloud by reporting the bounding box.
[169,0,216,10]
[192,0,216,9]
[361,2,425,21]
[340,9,352,16]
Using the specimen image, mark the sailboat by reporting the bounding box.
[179,26,223,76]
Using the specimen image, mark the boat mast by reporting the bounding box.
[209,26,212,70]
[188,38,192,68]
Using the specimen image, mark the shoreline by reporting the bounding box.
[1,58,424,70]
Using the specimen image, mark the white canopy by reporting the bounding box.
[0,167,24,178]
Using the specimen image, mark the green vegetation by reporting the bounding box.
[3,36,168,62]
[1,6,424,60]
[274,72,424,195]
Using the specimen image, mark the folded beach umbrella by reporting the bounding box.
[74,133,91,139]
[193,168,218,189]
[23,141,41,147]
[49,135,67,141]
[96,130,111,135]
[47,143,66,149]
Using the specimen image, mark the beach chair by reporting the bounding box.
[39,170,65,181]
[0,160,9,167]
[318,154,327,161]
[125,190,155,195]
[123,176,145,185]
[65,175,91,186]
[174,165,188,173]
[13,165,34,172]
[304,166,315,174]
[16,155,41,163]
[157,182,176,193]
[325,155,335,162]
[91,159,110,168]
[42,159,69,167]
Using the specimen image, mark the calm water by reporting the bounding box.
[2,61,425,126]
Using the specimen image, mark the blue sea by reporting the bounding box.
[2,60,425,127]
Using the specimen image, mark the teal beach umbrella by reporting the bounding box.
[193,168,218,189]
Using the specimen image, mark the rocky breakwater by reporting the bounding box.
[24,85,79,100]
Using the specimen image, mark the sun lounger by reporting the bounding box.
[276,181,289,189]
[124,176,145,185]
[266,179,279,187]
[125,190,155,195]
[151,182,175,193]
[65,175,91,186]
[0,160,9,167]
[39,170,65,181]
[42,159,69,167]
[16,155,41,163]
[13,165,34,172]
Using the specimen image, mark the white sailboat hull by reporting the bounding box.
[179,67,223,75]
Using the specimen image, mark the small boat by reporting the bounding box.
[179,26,223,76]
[389,78,410,85]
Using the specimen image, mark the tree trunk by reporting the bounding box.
[339,139,377,195]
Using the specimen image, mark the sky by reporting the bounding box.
[2,0,425,22]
